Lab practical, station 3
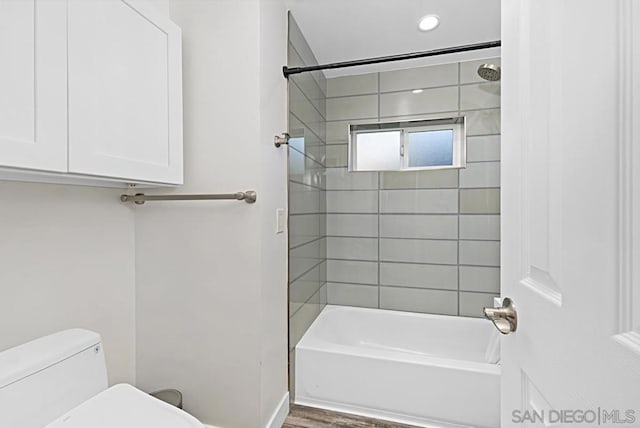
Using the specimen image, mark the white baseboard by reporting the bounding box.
[200,392,289,428]
[266,392,290,428]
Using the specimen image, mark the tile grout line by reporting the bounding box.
[324,235,500,242]
[325,280,500,295]
[376,71,382,309]
[326,258,500,268]
[324,107,500,125]
[324,80,499,100]
[288,42,325,98]
[457,61,462,316]
[290,78,327,123]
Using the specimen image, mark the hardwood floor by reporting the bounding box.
[283,405,420,428]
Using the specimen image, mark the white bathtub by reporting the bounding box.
[295,305,500,428]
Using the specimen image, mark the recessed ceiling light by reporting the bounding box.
[418,14,440,32]
[412,89,424,94]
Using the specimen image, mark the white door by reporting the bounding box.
[500,0,640,426]
[0,0,67,172]
[67,0,183,184]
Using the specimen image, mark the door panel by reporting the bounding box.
[0,0,67,172]
[502,0,640,426]
[68,0,183,184]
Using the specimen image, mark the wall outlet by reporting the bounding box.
[276,208,285,234]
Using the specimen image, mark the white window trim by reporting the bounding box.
[348,116,467,172]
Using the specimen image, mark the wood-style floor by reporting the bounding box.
[283,405,420,428]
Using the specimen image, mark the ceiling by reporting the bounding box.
[286,0,501,77]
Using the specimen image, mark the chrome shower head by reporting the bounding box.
[477,63,501,81]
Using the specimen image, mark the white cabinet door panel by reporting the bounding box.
[68,0,183,184]
[0,0,67,172]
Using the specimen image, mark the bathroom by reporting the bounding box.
[0,1,639,428]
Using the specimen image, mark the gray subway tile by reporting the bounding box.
[326,144,348,167]
[380,214,458,239]
[326,282,378,308]
[380,189,458,213]
[459,161,500,188]
[287,42,304,68]
[327,95,378,120]
[460,82,501,110]
[288,148,325,189]
[459,215,500,240]
[289,83,325,138]
[380,262,458,290]
[380,86,458,117]
[326,168,378,190]
[289,264,324,315]
[380,287,458,315]
[380,169,458,189]
[291,74,326,118]
[459,240,500,266]
[289,289,322,348]
[327,260,378,285]
[289,213,325,248]
[289,238,326,280]
[327,190,378,213]
[327,214,378,237]
[289,182,324,214]
[379,63,458,92]
[466,135,500,162]
[459,188,500,214]
[464,109,500,136]
[380,238,458,264]
[327,73,378,97]
[459,266,500,293]
[327,237,378,261]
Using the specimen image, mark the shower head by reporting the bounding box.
[477,63,501,81]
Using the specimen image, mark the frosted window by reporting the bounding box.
[407,130,454,167]
[349,116,465,172]
[355,131,402,171]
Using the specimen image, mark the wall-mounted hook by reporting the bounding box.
[274,133,290,148]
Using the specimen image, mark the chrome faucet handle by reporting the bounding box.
[484,297,518,335]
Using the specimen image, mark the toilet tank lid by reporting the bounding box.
[0,329,101,389]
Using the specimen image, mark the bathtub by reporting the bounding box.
[295,305,500,428]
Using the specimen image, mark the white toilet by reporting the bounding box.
[0,329,203,428]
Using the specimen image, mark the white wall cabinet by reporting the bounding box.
[0,1,68,173]
[0,0,183,187]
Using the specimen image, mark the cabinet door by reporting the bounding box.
[68,0,183,185]
[0,0,67,172]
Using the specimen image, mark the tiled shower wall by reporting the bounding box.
[287,16,327,369]
[324,58,501,317]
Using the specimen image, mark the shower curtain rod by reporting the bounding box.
[282,40,501,78]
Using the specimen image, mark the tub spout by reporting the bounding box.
[483,298,518,335]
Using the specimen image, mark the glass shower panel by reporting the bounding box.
[287,12,327,402]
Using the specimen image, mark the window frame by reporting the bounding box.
[348,115,466,172]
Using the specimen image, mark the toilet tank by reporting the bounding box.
[0,329,108,428]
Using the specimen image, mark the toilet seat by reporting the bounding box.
[45,383,203,428]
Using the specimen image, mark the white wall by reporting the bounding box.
[0,2,288,426]
[0,182,136,385]
[135,1,288,427]
[259,0,289,425]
